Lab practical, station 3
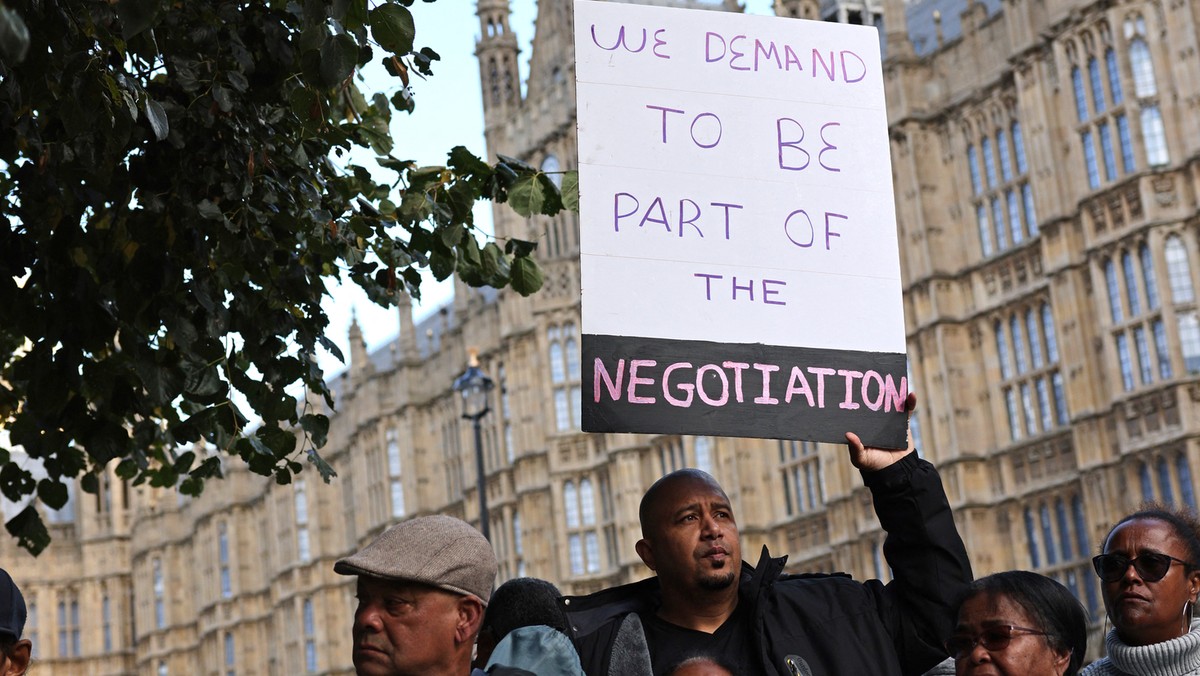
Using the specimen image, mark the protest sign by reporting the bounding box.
[574,0,909,447]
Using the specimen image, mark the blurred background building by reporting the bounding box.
[4,0,1199,672]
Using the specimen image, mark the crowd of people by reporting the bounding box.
[2,397,1200,675]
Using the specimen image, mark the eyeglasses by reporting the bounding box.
[945,625,1050,659]
[1092,552,1193,583]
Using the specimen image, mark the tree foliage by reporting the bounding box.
[0,0,576,554]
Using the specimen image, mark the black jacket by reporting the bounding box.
[561,453,972,676]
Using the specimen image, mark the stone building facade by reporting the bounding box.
[3,0,1200,672]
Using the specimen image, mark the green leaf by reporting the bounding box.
[320,34,360,89]
[144,98,169,141]
[300,413,330,448]
[0,6,30,64]
[370,4,415,55]
[116,0,159,39]
[306,448,337,482]
[507,174,546,218]
[5,507,49,556]
[562,170,580,212]
[510,255,544,296]
[37,478,68,510]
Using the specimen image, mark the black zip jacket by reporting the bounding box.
[560,453,972,676]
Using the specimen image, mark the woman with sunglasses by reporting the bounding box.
[946,570,1088,675]
[1082,505,1200,675]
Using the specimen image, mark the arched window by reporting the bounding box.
[1165,236,1194,303]
[1026,309,1044,368]
[1055,498,1073,560]
[580,478,596,525]
[1042,304,1060,362]
[1007,191,1023,245]
[564,481,579,529]
[1129,38,1157,97]
[1022,184,1038,235]
[1082,130,1100,189]
[1105,259,1124,323]
[1117,115,1136,173]
[1105,48,1124,104]
[978,204,994,257]
[1139,461,1154,501]
[1040,504,1058,564]
[1088,57,1106,113]
[541,155,562,188]
[1153,319,1173,379]
[1157,457,1175,504]
[1024,507,1041,568]
[1141,244,1160,309]
[694,437,713,474]
[993,198,1007,250]
[995,321,1012,379]
[1123,251,1142,316]
[997,130,1013,181]
[981,137,997,187]
[1012,123,1028,173]
[1134,326,1153,385]
[1072,67,1089,121]
[1098,122,1117,181]
[1179,313,1200,373]
[548,327,565,383]
[1141,106,1169,166]
[1178,454,1196,509]
[1116,333,1134,391]
[1011,316,1028,374]
[1072,494,1090,555]
[967,144,982,194]
[564,322,579,379]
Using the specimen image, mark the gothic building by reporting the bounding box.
[3,0,1199,672]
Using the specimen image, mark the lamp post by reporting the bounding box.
[453,354,495,541]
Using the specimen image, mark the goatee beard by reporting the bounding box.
[699,571,737,591]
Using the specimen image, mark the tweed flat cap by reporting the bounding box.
[334,515,496,604]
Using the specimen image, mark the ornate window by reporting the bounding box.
[548,323,581,431]
[694,436,714,474]
[218,521,232,598]
[563,477,605,576]
[997,304,1069,439]
[386,428,405,519]
[966,117,1037,257]
[303,598,317,673]
[1125,17,1169,166]
[779,440,823,515]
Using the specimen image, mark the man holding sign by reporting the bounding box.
[562,395,972,675]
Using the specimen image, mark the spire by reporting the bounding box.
[476,0,521,128]
[397,291,417,361]
[349,309,369,377]
[882,0,914,60]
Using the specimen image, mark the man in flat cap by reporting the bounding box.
[0,569,31,676]
[334,515,497,676]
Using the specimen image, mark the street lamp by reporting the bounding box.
[453,351,495,541]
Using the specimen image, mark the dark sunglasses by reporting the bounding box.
[945,625,1050,659]
[1092,552,1193,583]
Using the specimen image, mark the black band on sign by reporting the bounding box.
[581,333,909,449]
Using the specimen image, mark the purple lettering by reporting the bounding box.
[784,45,803,71]
[840,50,866,82]
[653,28,670,59]
[711,202,743,239]
[732,276,754,301]
[640,196,670,232]
[819,123,841,172]
[825,212,846,249]
[705,32,727,62]
[663,362,695,407]
[784,209,814,248]
[690,112,722,148]
[776,118,811,171]
[754,39,781,71]
[646,104,685,143]
[812,49,836,80]
[763,279,786,306]
[728,35,751,71]
[590,24,648,53]
[694,273,722,300]
[679,199,702,237]
[628,360,657,404]
[614,192,639,232]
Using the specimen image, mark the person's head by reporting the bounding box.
[475,577,568,668]
[1095,504,1200,646]
[0,569,31,676]
[635,469,741,596]
[667,655,738,675]
[334,515,497,676]
[948,571,1087,676]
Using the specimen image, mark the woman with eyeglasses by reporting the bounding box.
[945,571,1087,675]
[1082,505,1200,675]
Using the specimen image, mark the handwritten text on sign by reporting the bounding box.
[575,1,907,446]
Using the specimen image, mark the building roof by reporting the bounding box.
[904,0,1004,57]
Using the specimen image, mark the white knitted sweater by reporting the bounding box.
[1081,619,1200,676]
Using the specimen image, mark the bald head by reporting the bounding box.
[639,469,730,539]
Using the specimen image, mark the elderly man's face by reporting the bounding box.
[352,577,466,676]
